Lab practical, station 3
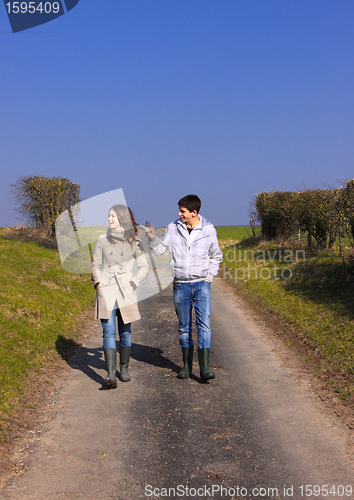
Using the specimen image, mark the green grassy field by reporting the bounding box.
[216,226,354,406]
[216,225,261,247]
[0,235,94,439]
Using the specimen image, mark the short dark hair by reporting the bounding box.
[178,194,201,214]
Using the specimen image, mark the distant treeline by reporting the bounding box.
[253,179,354,253]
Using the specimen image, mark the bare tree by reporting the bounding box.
[248,198,259,237]
[10,175,80,237]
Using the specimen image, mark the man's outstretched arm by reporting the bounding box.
[143,225,170,256]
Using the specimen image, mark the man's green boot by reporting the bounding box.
[103,348,118,388]
[177,347,194,379]
[198,348,215,381]
[119,346,131,382]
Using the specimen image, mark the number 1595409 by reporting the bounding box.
[5,2,61,14]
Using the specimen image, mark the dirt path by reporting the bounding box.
[1,280,354,499]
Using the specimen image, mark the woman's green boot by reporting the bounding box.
[119,346,131,382]
[103,348,118,388]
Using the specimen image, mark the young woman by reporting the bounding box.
[92,204,149,388]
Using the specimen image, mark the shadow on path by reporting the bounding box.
[55,335,188,386]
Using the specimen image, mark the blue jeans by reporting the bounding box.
[101,307,131,349]
[173,280,211,349]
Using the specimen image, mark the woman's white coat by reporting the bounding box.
[91,232,149,323]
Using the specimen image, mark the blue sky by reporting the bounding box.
[1,0,353,227]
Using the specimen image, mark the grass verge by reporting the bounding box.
[0,235,94,441]
[216,226,354,409]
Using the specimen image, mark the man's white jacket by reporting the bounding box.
[149,215,223,282]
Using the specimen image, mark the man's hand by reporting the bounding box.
[139,225,155,239]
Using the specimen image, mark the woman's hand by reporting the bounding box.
[130,281,137,290]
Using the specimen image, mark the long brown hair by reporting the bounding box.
[107,204,138,246]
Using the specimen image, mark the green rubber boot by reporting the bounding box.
[198,348,215,381]
[103,348,118,388]
[119,346,131,382]
[177,347,194,379]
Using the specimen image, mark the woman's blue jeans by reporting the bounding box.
[101,307,131,349]
[173,280,211,349]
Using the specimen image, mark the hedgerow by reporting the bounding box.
[253,180,354,256]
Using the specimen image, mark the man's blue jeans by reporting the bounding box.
[173,280,211,349]
[101,307,131,349]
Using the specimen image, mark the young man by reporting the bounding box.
[146,195,222,381]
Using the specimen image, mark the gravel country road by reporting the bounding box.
[1,279,354,500]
